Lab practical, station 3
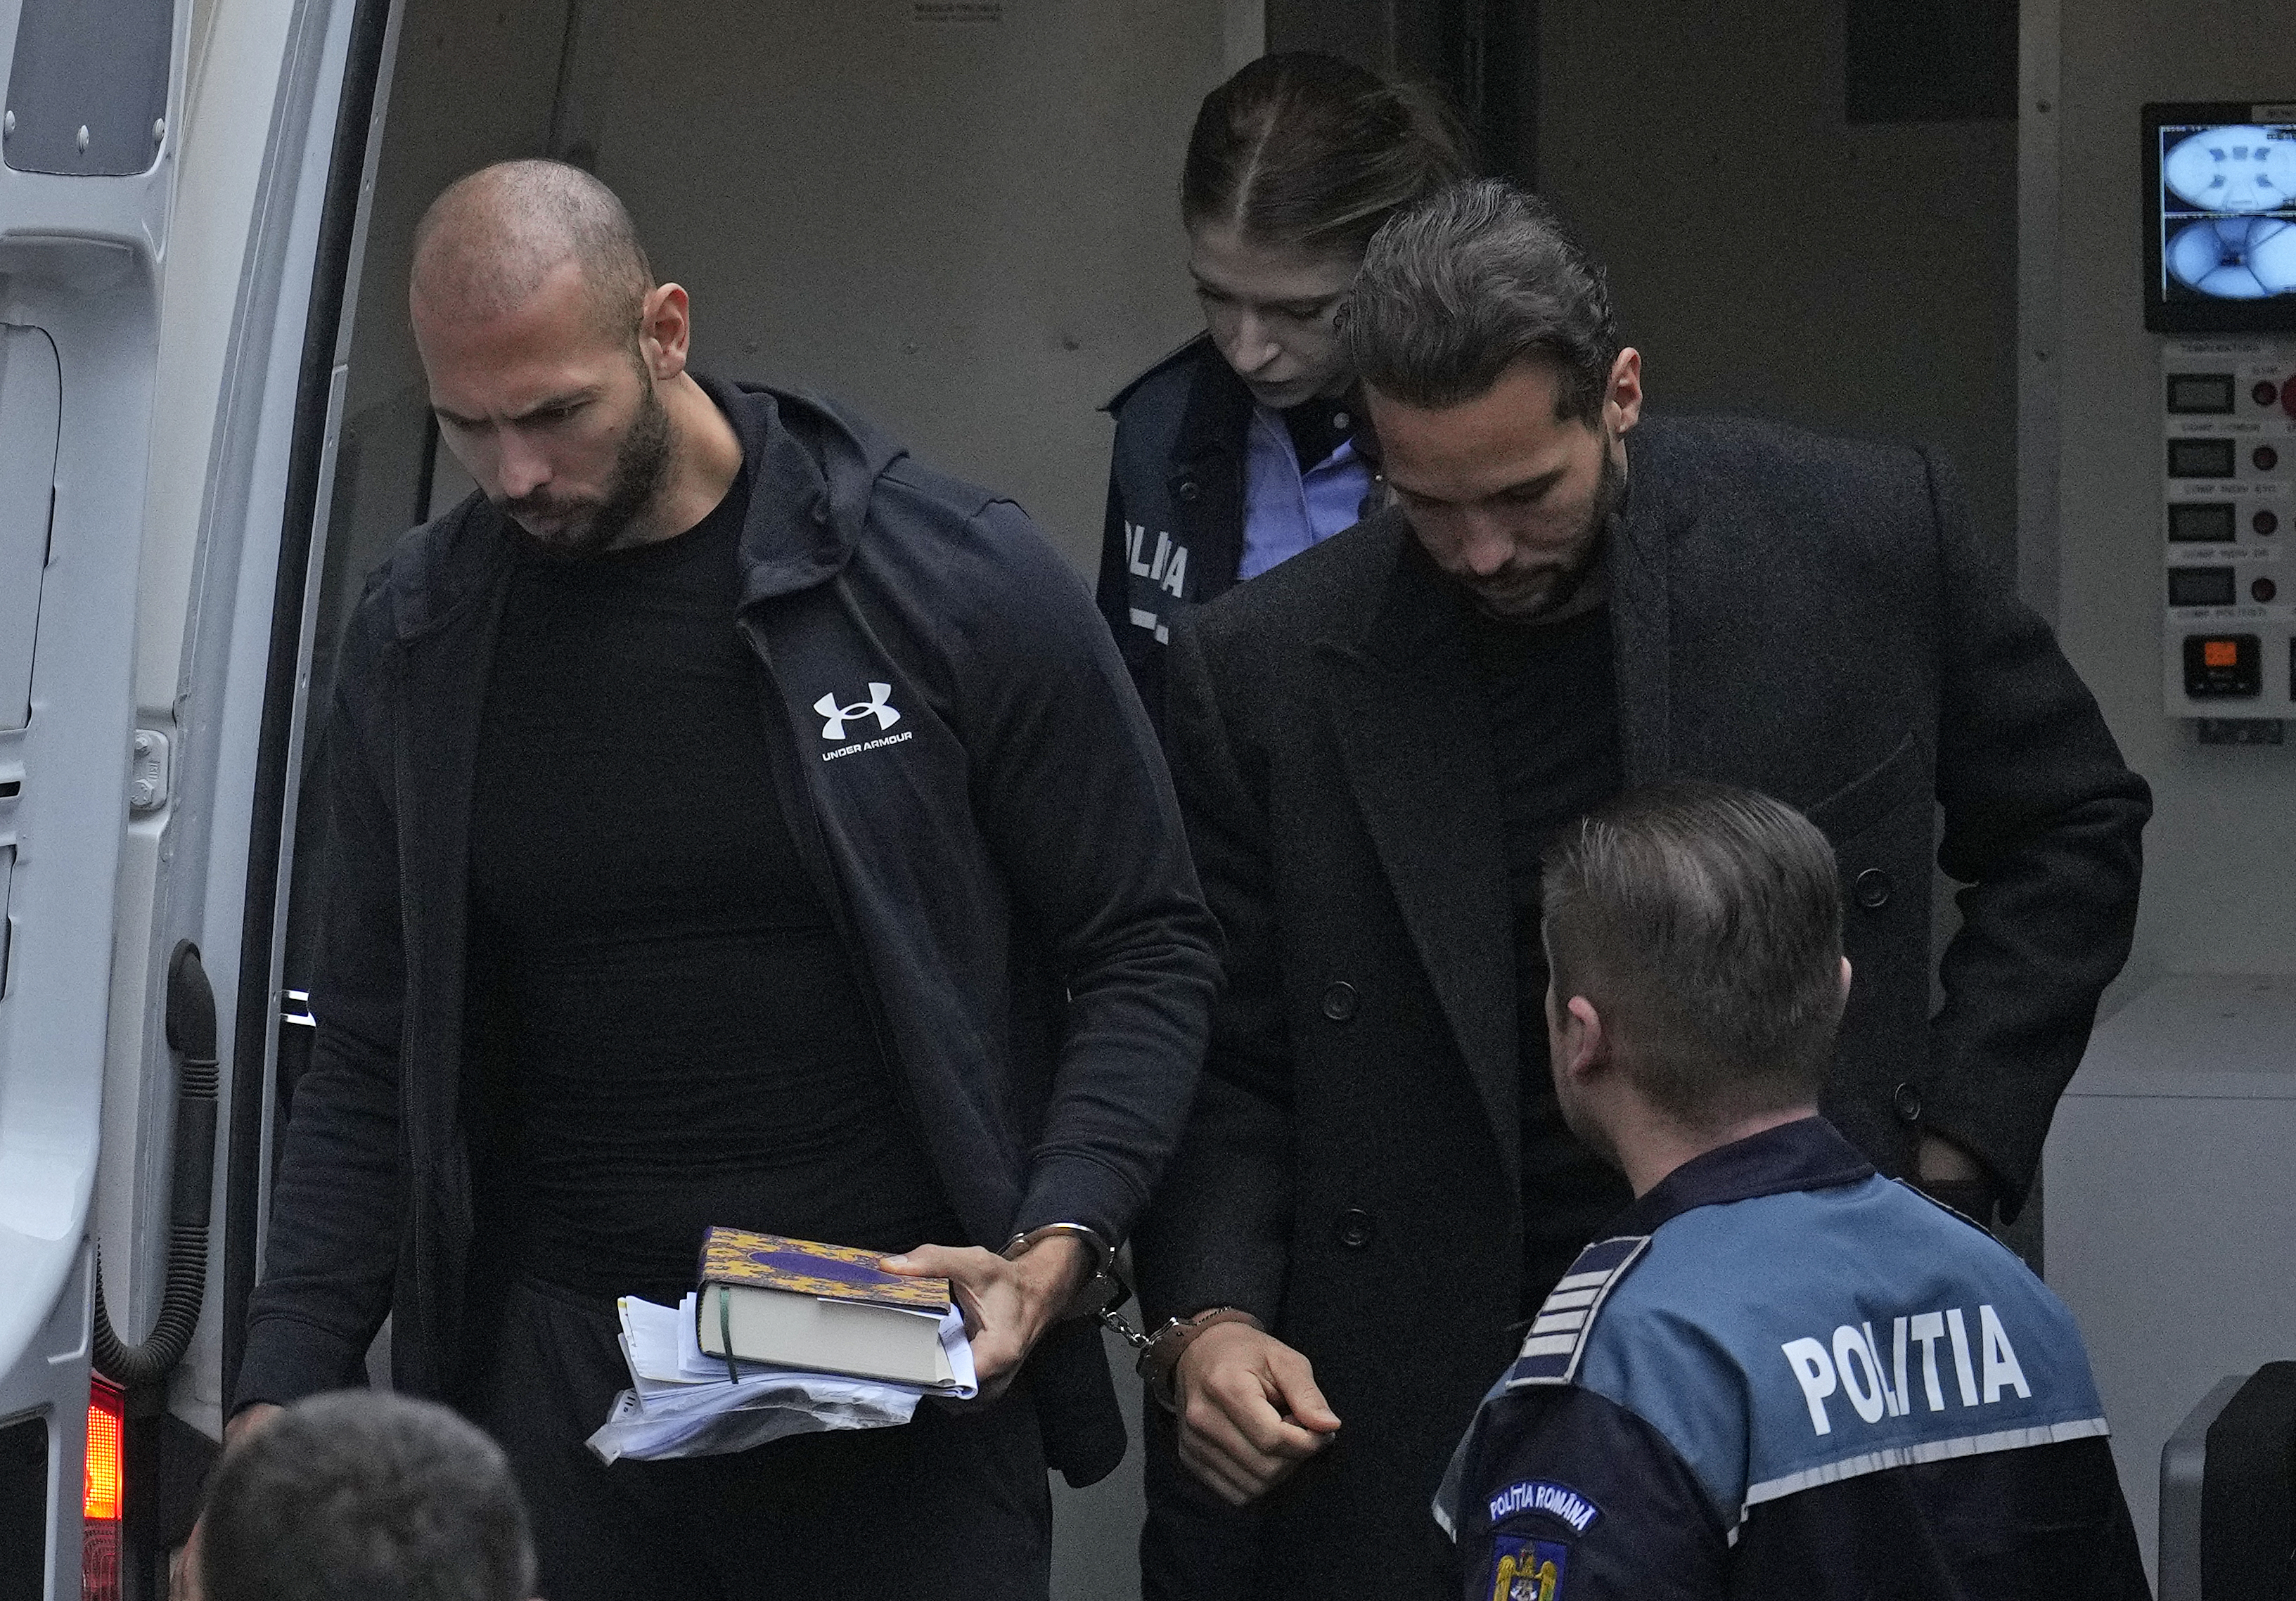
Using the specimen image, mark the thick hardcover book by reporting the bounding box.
[693,1228,956,1389]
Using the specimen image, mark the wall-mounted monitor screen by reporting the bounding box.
[2146,101,2296,333]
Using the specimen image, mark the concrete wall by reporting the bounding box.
[2040,0,2296,996]
[567,0,1232,574]
[1537,1,2020,567]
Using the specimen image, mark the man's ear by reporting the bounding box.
[1605,347,1643,434]
[1558,993,1606,1083]
[638,281,692,377]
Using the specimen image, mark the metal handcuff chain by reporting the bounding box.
[1001,1226,1256,1409]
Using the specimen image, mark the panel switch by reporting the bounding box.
[2184,634,2262,697]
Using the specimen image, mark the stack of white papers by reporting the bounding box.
[584,1292,978,1464]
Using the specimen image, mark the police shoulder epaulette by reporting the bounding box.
[1101,333,1214,413]
[1506,1235,1651,1387]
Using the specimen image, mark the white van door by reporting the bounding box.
[0,0,181,1582]
[0,0,398,1589]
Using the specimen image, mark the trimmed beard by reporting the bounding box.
[501,371,674,559]
[1532,443,1627,619]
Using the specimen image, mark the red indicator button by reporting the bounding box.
[2204,638,2241,668]
[2253,577,2278,603]
[2257,446,2282,472]
[2285,380,2296,421]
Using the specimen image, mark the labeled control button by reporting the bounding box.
[1854,868,1893,910]
[2184,633,2262,697]
[2255,380,2281,408]
[1335,1207,1375,1249]
[2256,577,2279,604]
[2257,509,2280,536]
[1321,981,1358,1022]
[2256,445,2281,472]
[1893,1082,1923,1124]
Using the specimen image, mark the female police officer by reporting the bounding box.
[1095,52,1468,725]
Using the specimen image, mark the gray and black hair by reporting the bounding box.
[1541,783,1845,1128]
[199,1391,536,1601]
[1345,177,1620,420]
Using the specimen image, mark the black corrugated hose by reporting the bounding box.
[93,941,219,1390]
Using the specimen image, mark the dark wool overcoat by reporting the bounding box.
[1133,412,2152,1600]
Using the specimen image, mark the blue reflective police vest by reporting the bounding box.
[1436,1117,2147,1600]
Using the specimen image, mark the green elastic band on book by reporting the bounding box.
[717,1285,743,1386]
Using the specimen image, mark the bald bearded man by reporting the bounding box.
[229,161,1218,1600]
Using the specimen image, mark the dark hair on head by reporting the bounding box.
[1181,52,1472,257]
[1541,782,1845,1129]
[1346,177,1620,421]
[200,1391,536,1601]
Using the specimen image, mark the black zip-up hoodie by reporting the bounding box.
[236,379,1221,1483]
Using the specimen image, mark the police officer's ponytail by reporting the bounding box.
[1180,53,1472,257]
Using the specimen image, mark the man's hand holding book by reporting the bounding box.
[881,1232,1096,1403]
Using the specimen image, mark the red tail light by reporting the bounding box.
[83,1379,122,1601]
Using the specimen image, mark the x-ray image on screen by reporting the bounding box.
[2148,104,2296,331]
[2167,217,2296,300]
[2163,125,2296,212]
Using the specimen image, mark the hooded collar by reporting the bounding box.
[698,373,908,609]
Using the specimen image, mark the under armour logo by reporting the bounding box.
[814,683,902,742]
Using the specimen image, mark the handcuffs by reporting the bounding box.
[1001,1223,1257,1413]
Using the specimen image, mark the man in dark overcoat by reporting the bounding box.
[1128,178,2151,1601]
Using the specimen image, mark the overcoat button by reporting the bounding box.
[1335,1207,1375,1249]
[1321,982,1359,1022]
[1893,1081,1923,1124]
[1854,868,1893,910]
[1176,480,1200,503]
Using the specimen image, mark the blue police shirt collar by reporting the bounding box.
[1605,1115,1876,1239]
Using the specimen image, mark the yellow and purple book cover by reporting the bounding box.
[698,1226,950,1312]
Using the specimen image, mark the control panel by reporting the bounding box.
[2161,340,2296,729]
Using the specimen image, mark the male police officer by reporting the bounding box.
[231,161,1219,1601]
[1132,179,2148,1597]
[190,1393,539,1601]
[1439,782,2146,1598]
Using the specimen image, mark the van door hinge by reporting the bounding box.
[128,728,170,812]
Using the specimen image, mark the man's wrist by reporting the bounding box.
[1914,1132,2001,1223]
[1139,1307,1263,1411]
[1002,1230,1098,1323]
[1003,1223,1113,1319]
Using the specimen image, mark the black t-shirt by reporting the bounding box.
[1463,601,1634,1316]
[468,475,961,1301]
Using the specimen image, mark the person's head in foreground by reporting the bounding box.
[193,1391,537,1601]
[1345,176,1638,624]
[1540,781,1847,1190]
[1182,51,1468,410]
